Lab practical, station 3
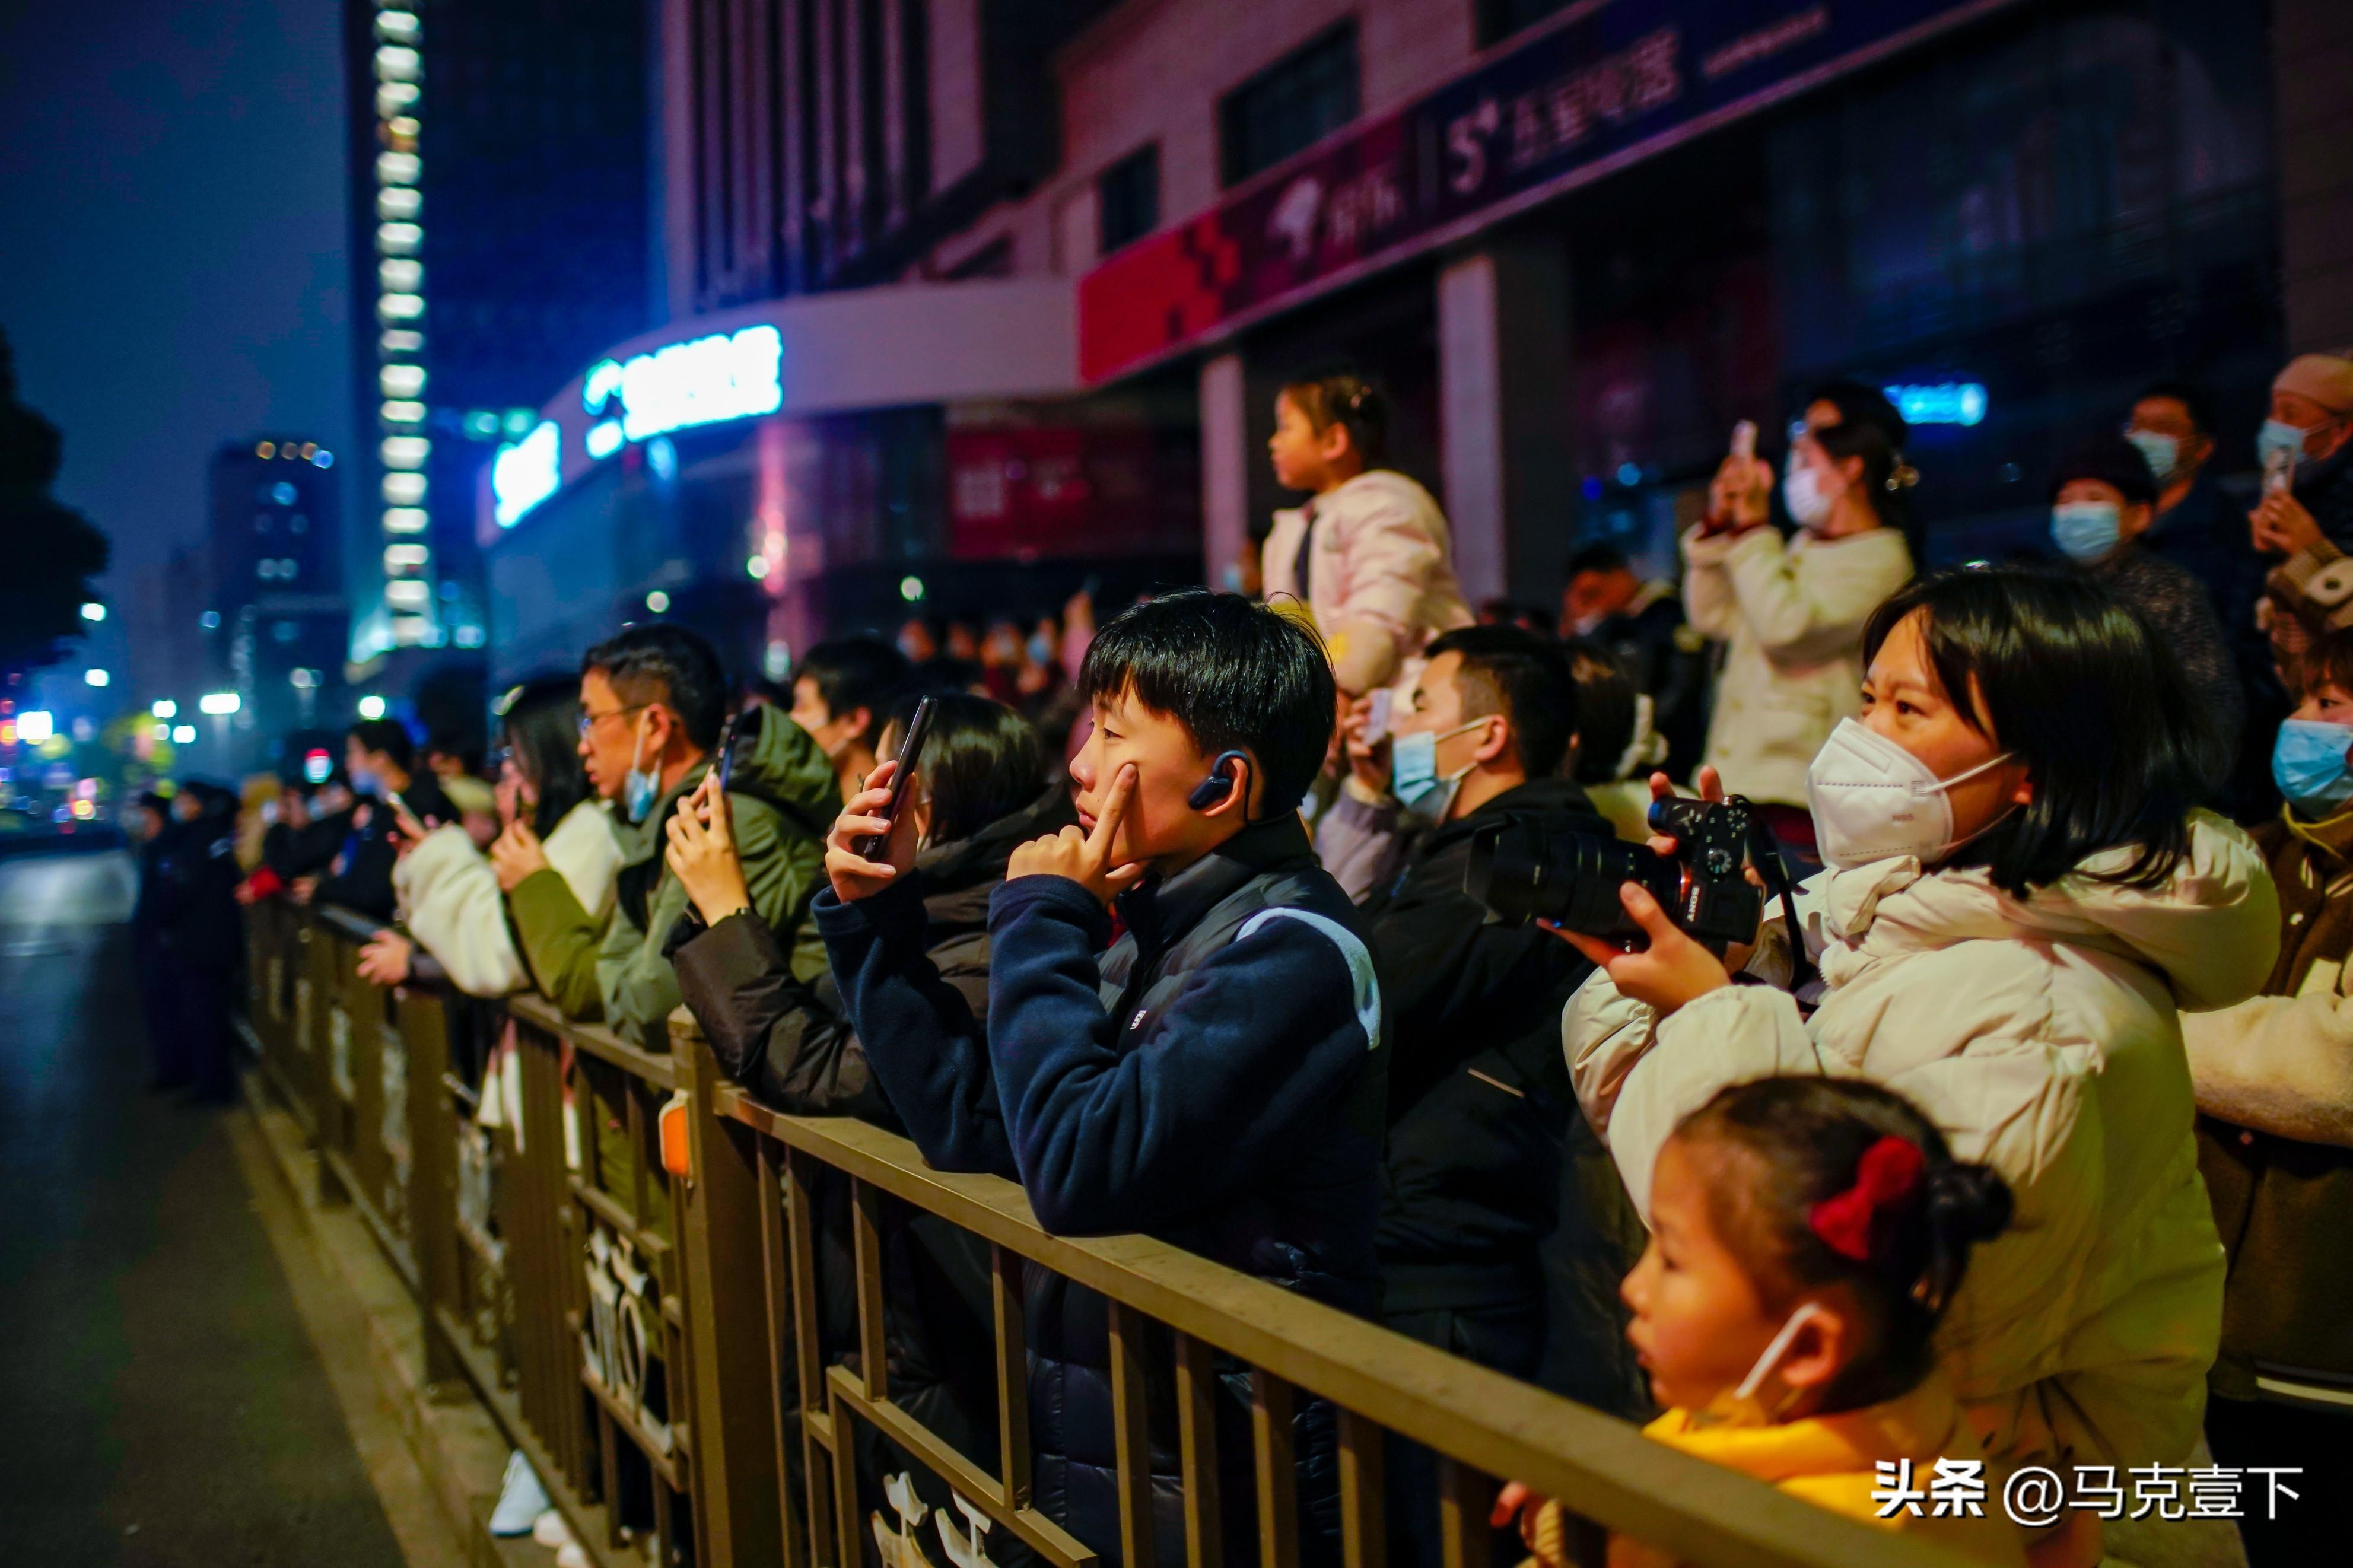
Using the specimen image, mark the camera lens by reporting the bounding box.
[1467,820,1679,934]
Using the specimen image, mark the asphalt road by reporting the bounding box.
[0,845,408,1566]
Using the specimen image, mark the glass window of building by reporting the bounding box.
[1098,145,1160,255]
[1220,24,1359,188]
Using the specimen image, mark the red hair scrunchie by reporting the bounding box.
[1807,1135,1925,1261]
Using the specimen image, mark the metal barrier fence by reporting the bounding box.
[241,905,1974,1568]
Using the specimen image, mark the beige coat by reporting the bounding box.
[394,802,622,997]
[1565,813,2278,1475]
[1683,524,1913,806]
[1261,470,1473,696]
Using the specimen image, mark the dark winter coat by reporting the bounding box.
[314,778,454,921]
[817,814,1387,1566]
[671,783,1074,1122]
[1585,587,1709,781]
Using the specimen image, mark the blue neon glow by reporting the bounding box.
[581,325,783,450]
[492,420,562,527]
[585,419,624,460]
[1883,381,1988,427]
[647,435,678,481]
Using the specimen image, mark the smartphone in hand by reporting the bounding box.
[856,696,937,860]
[1731,419,1757,461]
[1363,688,1393,747]
[2265,444,2296,496]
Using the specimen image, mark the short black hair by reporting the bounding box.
[2050,431,2158,508]
[1803,379,1909,451]
[1077,591,1335,816]
[1280,368,1389,466]
[582,624,730,750]
[1677,1077,2011,1412]
[1559,638,1637,784]
[2293,627,2353,701]
[1565,542,1631,580]
[887,692,1044,847]
[797,635,913,749]
[1862,565,2221,897]
[1425,624,1580,778]
[347,717,415,773]
[2134,379,2218,438]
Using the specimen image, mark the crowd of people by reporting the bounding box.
[161,351,2353,1568]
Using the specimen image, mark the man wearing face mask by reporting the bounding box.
[310,717,454,921]
[542,624,836,1052]
[787,635,912,803]
[1315,627,1649,1443]
[2252,355,2353,695]
[2182,626,2353,1564]
[2047,433,2242,761]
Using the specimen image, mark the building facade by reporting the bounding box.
[481,0,2348,682]
[202,438,350,763]
[348,0,654,663]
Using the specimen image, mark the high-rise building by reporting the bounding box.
[346,0,652,659]
[204,438,349,749]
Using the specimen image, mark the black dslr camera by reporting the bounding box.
[1465,795,1766,950]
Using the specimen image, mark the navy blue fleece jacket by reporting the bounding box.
[814,815,1387,1279]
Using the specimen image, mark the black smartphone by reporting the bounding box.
[715,704,762,794]
[856,696,937,860]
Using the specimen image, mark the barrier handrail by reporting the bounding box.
[717,1088,1977,1568]
[252,904,1986,1568]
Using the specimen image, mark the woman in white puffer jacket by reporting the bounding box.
[360,676,621,997]
[1556,568,2276,1568]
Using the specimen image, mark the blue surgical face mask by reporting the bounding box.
[622,720,659,823]
[2051,500,2122,562]
[2273,719,2353,813]
[1391,718,1487,825]
[2124,428,2179,485]
[2258,418,2313,476]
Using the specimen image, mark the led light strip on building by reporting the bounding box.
[374,5,433,645]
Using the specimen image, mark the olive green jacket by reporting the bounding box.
[595,713,837,1052]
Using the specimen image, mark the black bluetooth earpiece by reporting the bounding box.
[1188,750,1249,812]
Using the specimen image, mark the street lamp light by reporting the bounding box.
[198,692,241,715]
[84,668,110,687]
[152,699,177,719]
[357,694,387,720]
[80,602,104,622]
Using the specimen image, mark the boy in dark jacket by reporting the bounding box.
[817,591,1385,1564]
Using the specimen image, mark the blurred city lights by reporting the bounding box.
[492,421,561,526]
[1883,381,1988,427]
[357,695,387,720]
[899,575,926,602]
[172,724,197,745]
[745,554,770,580]
[17,711,54,745]
[304,749,334,783]
[200,610,221,629]
[80,602,104,621]
[152,699,177,719]
[198,692,241,715]
[84,668,109,687]
[645,590,671,613]
[582,325,783,445]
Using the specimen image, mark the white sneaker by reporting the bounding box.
[555,1544,590,1568]
[534,1509,575,1549]
[491,1452,552,1536]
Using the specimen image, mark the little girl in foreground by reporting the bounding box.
[1503,1077,2026,1566]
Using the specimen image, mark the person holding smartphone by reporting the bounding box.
[1686,384,1915,866]
[310,717,454,921]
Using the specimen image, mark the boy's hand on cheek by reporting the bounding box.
[1007,762,1146,905]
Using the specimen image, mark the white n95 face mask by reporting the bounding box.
[1805,718,2012,869]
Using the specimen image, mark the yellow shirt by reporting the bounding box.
[1645,1372,2027,1566]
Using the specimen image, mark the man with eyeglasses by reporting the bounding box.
[558,625,835,1057]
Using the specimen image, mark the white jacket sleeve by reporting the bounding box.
[2183,990,2353,1148]
[1716,526,1912,657]
[1565,977,1826,1215]
[1679,527,1745,640]
[543,802,623,922]
[395,825,530,997]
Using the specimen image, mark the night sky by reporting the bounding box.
[0,0,352,705]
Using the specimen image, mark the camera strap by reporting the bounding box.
[1745,818,1818,997]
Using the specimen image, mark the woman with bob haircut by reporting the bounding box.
[358,675,622,998]
[1561,565,2278,1567]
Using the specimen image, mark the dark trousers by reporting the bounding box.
[1383,1300,1543,1568]
[171,950,236,1102]
[139,942,187,1087]
[2205,1394,2351,1566]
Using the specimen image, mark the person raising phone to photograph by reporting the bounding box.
[1686,386,1915,866]
[1556,566,2276,1568]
